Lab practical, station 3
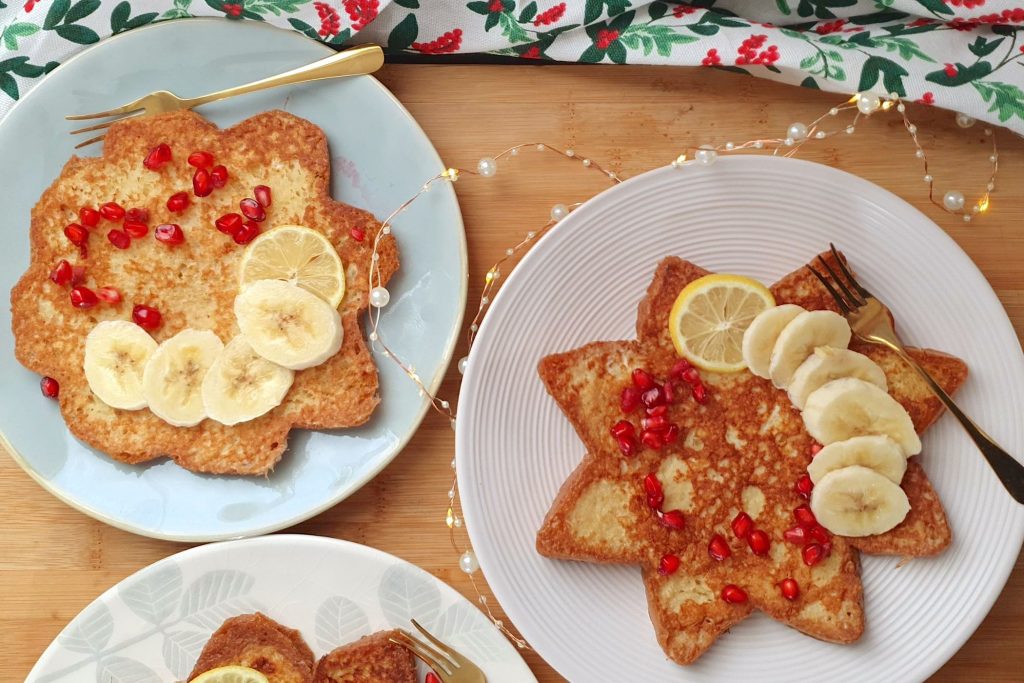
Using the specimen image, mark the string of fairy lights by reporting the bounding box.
[362,91,1000,648]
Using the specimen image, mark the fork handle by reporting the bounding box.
[891,346,1024,504]
[183,44,384,109]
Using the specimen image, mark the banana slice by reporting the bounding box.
[201,336,294,426]
[768,310,851,388]
[234,279,343,371]
[741,304,805,379]
[142,329,224,427]
[810,465,910,536]
[808,435,907,485]
[788,346,888,409]
[802,377,922,456]
[84,321,158,410]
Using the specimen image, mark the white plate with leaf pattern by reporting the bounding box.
[26,535,535,682]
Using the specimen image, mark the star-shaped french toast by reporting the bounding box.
[536,252,967,664]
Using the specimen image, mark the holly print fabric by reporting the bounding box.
[1,1,1023,132]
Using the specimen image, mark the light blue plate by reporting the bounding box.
[0,20,466,541]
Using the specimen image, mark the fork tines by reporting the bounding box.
[389,621,460,678]
[806,243,874,313]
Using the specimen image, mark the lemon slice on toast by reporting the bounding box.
[669,273,775,372]
[190,665,270,683]
[239,225,345,307]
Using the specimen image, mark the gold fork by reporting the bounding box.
[808,244,1024,504]
[389,619,487,683]
[65,43,384,148]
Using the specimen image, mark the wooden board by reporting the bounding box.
[3,63,1022,682]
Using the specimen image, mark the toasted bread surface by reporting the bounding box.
[189,612,314,683]
[313,630,416,683]
[11,110,398,474]
[536,253,966,664]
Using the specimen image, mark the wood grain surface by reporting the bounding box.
[3,63,1022,682]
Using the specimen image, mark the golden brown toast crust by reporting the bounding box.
[11,110,398,474]
[313,629,416,683]
[536,253,966,664]
[189,612,315,683]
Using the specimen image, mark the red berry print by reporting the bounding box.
[40,376,59,399]
[815,19,847,34]
[533,2,566,26]
[916,92,935,105]
[223,3,242,17]
[595,29,620,50]
[944,63,958,78]
[488,0,503,11]
[735,34,779,67]
[342,0,379,30]
[673,4,696,17]
[412,29,463,54]
[701,48,721,67]
[315,2,342,36]
[521,46,542,59]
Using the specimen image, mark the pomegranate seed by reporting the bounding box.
[187,150,214,168]
[350,226,366,242]
[164,192,188,213]
[692,383,709,404]
[78,207,100,227]
[143,143,172,170]
[155,223,185,246]
[215,213,244,235]
[794,475,811,497]
[784,525,807,544]
[193,168,212,197]
[641,414,668,431]
[721,584,748,604]
[660,509,685,530]
[239,197,266,222]
[123,221,149,238]
[640,429,663,450]
[49,259,72,286]
[731,511,753,539]
[39,376,59,399]
[610,420,635,440]
[107,229,130,249]
[708,534,731,561]
[99,202,125,221]
[426,673,441,683]
[810,443,823,456]
[643,472,663,498]
[807,524,830,545]
[663,380,676,403]
[254,184,272,207]
[631,368,655,390]
[802,543,827,567]
[646,404,667,417]
[779,578,800,601]
[646,492,664,509]
[662,424,680,444]
[70,286,98,309]
[641,386,665,408]
[132,304,162,331]
[620,386,641,412]
[96,287,122,304]
[795,474,814,499]
[747,529,771,556]
[71,265,86,286]
[794,504,817,528]
[617,435,638,457]
[125,207,150,224]
[681,367,700,384]
[670,358,692,379]
[64,223,88,246]
[659,554,681,576]
[210,164,229,188]
[233,220,260,245]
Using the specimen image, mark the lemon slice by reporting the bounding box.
[668,273,775,372]
[239,225,345,307]
[190,665,270,683]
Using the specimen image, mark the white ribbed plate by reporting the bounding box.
[457,156,1024,682]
